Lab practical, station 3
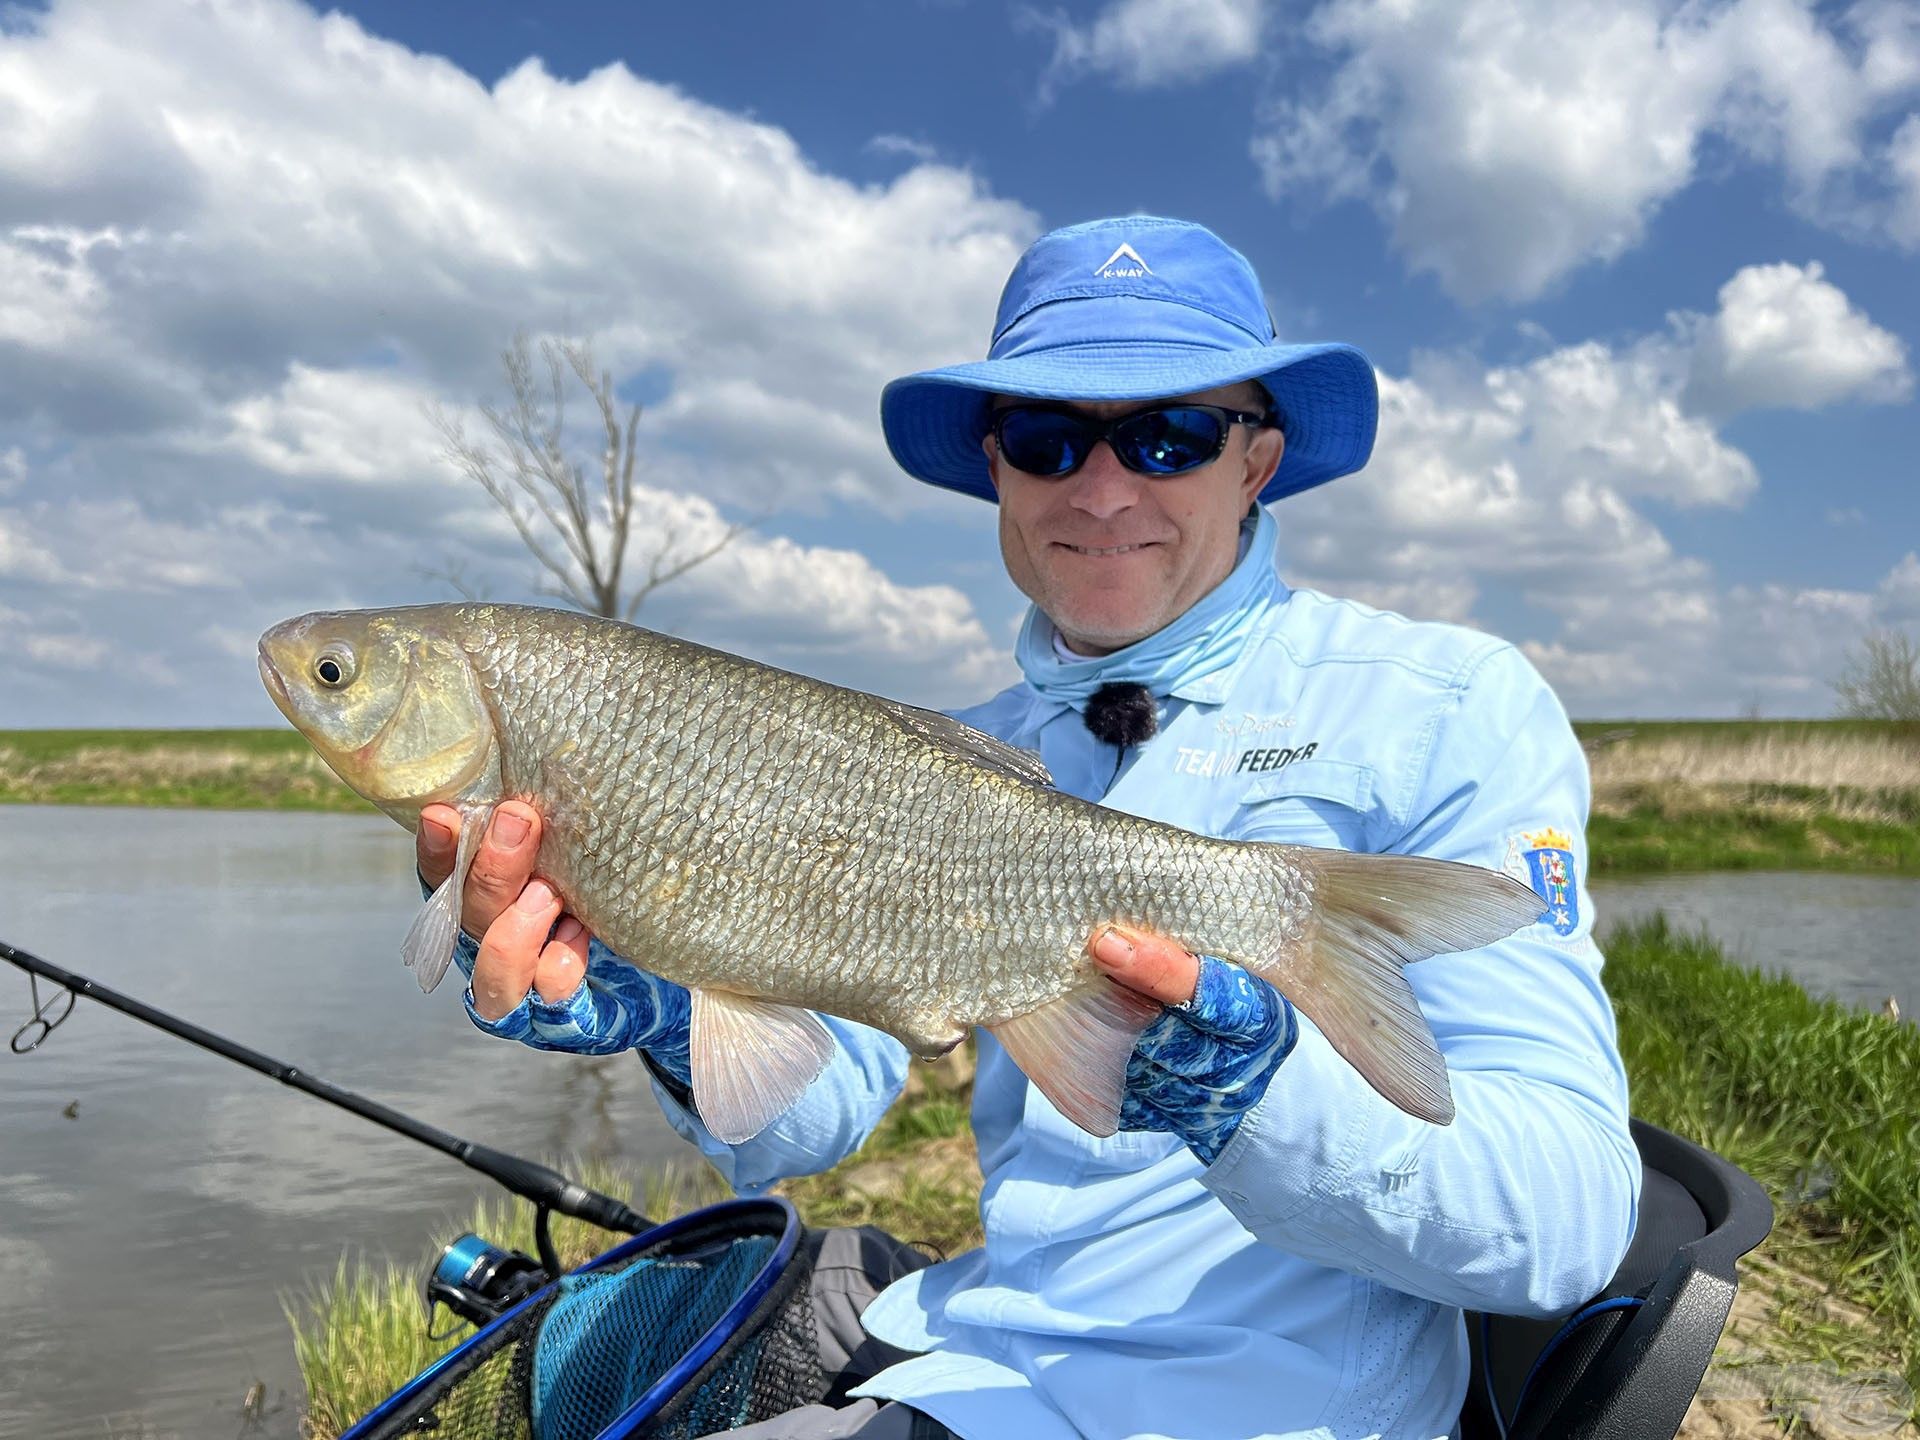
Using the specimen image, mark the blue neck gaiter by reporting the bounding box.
[1014,505,1283,710]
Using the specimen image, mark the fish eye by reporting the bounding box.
[313,649,356,688]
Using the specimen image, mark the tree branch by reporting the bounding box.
[428,331,750,619]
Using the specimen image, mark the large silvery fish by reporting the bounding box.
[258,604,1543,1143]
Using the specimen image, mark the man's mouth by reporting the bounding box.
[1057,541,1155,556]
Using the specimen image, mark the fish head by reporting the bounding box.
[258,608,497,821]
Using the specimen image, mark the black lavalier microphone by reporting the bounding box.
[1083,681,1158,748]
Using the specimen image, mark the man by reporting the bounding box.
[417,216,1639,1439]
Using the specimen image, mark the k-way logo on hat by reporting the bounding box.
[1093,243,1151,279]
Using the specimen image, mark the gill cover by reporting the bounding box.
[257,610,497,815]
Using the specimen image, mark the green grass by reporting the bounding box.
[288,1073,981,1436]
[0,728,370,811]
[288,1160,729,1439]
[1607,914,1920,1403]
[1591,790,1920,874]
[1582,721,1920,875]
[776,1077,983,1257]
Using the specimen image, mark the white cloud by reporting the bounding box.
[1285,351,1721,633]
[1677,261,1911,415]
[0,598,113,677]
[1518,642,1655,703]
[1281,260,1911,716]
[1031,0,1265,93]
[1253,0,1920,301]
[216,364,453,484]
[22,630,109,669]
[609,486,1015,704]
[0,0,1038,723]
[0,0,1035,506]
[867,134,941,164]
[1888,112,1920,246]
[0,499,246,592]
[1879,551,1920,622]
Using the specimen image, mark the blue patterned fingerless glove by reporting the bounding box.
[420,874,694,1085]
[1118,953,1297,1165]
[454,930,694,1084]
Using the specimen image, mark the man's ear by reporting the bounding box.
[981,431,1001,495]
[1242,425,1284,504]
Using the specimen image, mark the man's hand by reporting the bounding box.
[1089,925,1298,1165]
[417,801,590,1021]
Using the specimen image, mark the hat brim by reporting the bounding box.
[881,341,1378,505]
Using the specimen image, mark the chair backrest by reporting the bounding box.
[1459,1118,1774,1440]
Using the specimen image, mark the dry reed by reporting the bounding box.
[1589,733,1920,793]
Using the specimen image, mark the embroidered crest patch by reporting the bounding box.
[1506,826,1579,936]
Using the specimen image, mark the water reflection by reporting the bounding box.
[0,805,684,1440]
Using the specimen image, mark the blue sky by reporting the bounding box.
[1,0,1917,726]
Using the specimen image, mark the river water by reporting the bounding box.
[0,806,684,1440]
[0,806,1914,1438]
[1593,870,1920,1019]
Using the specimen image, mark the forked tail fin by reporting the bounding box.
[1250,850,1544,1125]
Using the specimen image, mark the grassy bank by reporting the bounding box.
[1581,722,1920,874]
[0,729,369,812]
[1608,915,1920,1412]
[289,1162,732,1438]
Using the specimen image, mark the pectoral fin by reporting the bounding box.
[690,988,836,1143]
[988,980,1162,1137]
[401,802,493,994]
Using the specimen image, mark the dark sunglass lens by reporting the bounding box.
[998,411,1087,476]
[1116,407,1226,474]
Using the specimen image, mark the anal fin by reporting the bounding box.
[988,980,1161,1137]
[691,989,836,1143]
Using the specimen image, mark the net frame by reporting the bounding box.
[342,1196,823,1440]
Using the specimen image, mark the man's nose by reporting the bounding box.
[1065,441,1141,518]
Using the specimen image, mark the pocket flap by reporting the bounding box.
[1242,757,1374,810]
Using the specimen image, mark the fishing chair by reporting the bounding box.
[1458,1118,1774,1439]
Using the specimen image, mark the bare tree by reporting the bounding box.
[429,333,744,620]
[1832,627,1920,720]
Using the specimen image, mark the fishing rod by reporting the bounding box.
[2,936,653,1287]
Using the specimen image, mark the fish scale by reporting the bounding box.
[464,605,1240,1029]
[260,602,1547,1142]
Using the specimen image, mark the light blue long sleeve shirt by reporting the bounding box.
[616,507,1639,1440]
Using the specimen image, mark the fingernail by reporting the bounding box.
[553,916,583,946]
[422,817,453,853]
[515,878,556,913]
[1090,926,1135,965]
[492,811,530,847]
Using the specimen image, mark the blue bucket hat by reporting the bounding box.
[881,215,1378,506]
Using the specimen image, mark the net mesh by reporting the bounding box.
[347,1203,829,1440]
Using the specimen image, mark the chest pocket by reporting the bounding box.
[1233,757,1378,852]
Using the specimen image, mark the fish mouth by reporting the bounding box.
[257,644,293,717]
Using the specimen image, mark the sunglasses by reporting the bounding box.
[989,403,1272,479]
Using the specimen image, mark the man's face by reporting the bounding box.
[984,382,1285,656]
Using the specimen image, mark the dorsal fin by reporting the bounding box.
[871,698,1054,788]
